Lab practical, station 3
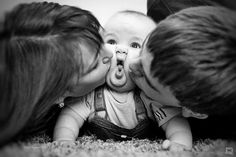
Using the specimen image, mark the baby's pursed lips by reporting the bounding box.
[117,59,124,67]
[115,65,124,79]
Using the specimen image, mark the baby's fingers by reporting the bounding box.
[162,140,191,151]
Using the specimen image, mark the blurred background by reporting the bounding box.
[0,0,147,25]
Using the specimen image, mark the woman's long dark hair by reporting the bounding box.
[0,2,102,146]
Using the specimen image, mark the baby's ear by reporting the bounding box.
[182,107,208,119]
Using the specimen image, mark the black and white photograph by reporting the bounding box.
[0,0,236,156]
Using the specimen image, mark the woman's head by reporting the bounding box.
[0,2,112,145]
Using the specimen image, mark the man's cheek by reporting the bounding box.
[134,77,148,91]
[138,80,157,98]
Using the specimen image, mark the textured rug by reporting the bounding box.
[0,135,235,157]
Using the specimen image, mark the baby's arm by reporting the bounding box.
[53,96,92,142]
[53,107,85,141]
[139,92,192,150]
[161,115,192,151]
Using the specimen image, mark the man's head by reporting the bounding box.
[102,10,156,92]
[130,6,236,117]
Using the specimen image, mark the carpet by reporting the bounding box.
[0,134,235,157]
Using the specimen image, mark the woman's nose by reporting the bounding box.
[103,46,113,58]
[101,46,113,64]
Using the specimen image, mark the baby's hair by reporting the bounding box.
[147,6,236,115]
[117,10,155,22]
[118,10,147,16]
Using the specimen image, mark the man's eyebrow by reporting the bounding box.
[141,42,145,50]
[141,61,161,94]
[140,37,148,54]
[144,74,160,93]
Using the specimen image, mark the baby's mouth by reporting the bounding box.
[117,59,124,66]
[116,59,125,78]
[109,59,127,87]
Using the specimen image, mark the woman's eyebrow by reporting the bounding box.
[86,52,99,73]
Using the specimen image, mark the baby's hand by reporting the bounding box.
[55,140,76,147]
[162,139,191,151]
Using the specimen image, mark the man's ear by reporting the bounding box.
[182,107,208,119]
[190,112,208,119]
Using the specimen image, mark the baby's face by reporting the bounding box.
[102,13,156,92]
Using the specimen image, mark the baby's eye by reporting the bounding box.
[107,39,117,45]
[130,42,141,49]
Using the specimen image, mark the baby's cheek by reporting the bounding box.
[105,70,112,82]
[128,49,141,59]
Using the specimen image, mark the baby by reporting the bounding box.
[53,10,157,141]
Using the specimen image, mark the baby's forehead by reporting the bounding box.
[105,12,150,25]
[105,12,154,29]
[103,12,156,38]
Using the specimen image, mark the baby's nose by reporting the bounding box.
[116,47,128,61]
[116,47,128,54]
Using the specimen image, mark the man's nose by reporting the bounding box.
[116,47,128,61]
[129,57,144,77]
